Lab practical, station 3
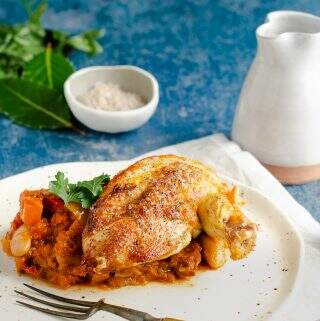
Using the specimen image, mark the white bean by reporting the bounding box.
[10,224,31,257]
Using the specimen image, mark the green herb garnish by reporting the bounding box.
[0,0,105,131]
[49,172,110,209]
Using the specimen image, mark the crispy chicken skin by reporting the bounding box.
[82,155,257,272]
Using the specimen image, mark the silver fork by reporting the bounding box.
[15,283,183,321]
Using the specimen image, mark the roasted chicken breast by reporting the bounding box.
[82,155,257,273]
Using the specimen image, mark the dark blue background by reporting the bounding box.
[0,0,319,219]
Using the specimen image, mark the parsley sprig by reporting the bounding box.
[49,172,110,209]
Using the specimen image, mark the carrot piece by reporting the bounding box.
[21,196,43,226]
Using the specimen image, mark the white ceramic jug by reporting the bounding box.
[232,11,320,184]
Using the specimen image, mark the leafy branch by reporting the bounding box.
[0,0,105,131]
[0,0,105,78]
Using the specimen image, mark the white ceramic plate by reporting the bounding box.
[0,161,303,321]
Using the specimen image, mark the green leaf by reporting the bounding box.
[49,172,110,209]
[77,174,110,197]
[21,0,46,23]
[0,53,24,78]
[0,78,72,129]
[50,30,69,54]
[75,190,95,209]
[0,26,42,55]
[0,23,45,71]
[23,46,75,91]
[67,29,105,55]
[28,1,47,25]
[48,172,70,204]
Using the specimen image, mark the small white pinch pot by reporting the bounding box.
[232,11,320,184]
[64,65,159,133]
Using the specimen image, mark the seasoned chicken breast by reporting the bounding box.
[82,155,257,272]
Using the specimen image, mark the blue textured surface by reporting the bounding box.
[0,0,319,219]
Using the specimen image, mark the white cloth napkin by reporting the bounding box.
[141,133,320,321]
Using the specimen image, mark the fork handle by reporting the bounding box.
[161,318,185,321]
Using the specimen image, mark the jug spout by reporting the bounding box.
[257,10,320,39]
[256,11,320,64]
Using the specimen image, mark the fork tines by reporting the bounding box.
[15,283,164,321]
[15,283,105,320]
